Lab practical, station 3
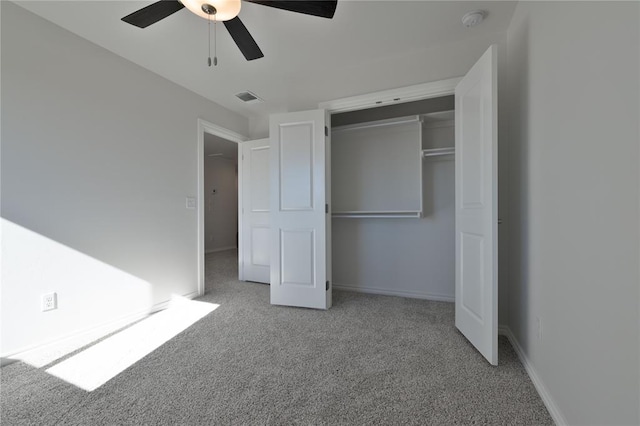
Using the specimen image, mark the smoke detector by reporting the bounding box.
[462,10,486,28]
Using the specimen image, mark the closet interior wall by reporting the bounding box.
[331,96,456,301]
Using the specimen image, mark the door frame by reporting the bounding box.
[319,72,499,362]
[318,77,462,114]
[197,118,247,296]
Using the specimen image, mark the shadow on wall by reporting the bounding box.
[1,218,220,392]
[3,289,218,392]
[0,218,163,357]
[42,296,218,391]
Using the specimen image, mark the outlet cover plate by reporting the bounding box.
[186,197,197,209]
[42,292,57,312]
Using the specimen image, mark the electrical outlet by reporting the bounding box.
[186,197,197,209]
[536,317,542,340]
[42,292,57,312]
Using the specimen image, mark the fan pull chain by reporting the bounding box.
[207,15,212,67]
[213,14,218,66]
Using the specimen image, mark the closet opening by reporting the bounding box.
[330,95,456,302]
[251,46,497,363]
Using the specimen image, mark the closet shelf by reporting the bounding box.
[333,116,421,133]
[422,147,455,158]
[332,211,422,219]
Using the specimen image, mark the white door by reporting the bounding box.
[269,109,331,309]
[455,45,498,365]
[240,139,270,283]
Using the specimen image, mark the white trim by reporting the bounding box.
[199,120,247,144]
[319,78,462,114]
[205,246,237,254]
[197,119,247,296]
[333,283,454,303]
[497,325,510,336]
[499,326,568,426]
[237,142,244,281]
[0,291,200,365]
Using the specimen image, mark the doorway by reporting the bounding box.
[196,119,247,296]
[203,134,239,294]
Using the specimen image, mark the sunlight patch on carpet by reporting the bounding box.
[45,296,218,391]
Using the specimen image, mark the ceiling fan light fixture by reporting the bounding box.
[181,0,241,21]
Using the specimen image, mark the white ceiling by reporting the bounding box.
[16,1,516,126]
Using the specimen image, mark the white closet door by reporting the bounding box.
[240,139,270,283]
[455,44,498,365]
[269,109,331,310]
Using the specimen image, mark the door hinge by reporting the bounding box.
[325,203,329,214]
[325,126,329,137]
[326,281,330,291]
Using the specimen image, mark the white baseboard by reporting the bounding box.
[333,283,454,303]
[497,325,510,335]
[499,326,567,426]
[205,246,237,254]
[1,291,200,367]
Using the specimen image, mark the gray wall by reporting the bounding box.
[1,3,248,356]
[505,2,639,424]
[204,157,238,252]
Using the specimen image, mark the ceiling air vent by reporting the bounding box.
[235,91,263,103]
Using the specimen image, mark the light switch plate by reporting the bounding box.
[186,197,197,209]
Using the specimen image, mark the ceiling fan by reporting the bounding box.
[121,0,338,61]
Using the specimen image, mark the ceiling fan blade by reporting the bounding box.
[224,17,264,61]
[244,1,337,19]
[121,1,185,28]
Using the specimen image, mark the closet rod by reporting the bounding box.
[332,211,422,219]
[332,116,421,133]
[422,147,455,158]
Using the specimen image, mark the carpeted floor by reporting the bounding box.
[1,249,553,425]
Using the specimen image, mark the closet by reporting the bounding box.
[256,44,498,364]
[330,96,456,301]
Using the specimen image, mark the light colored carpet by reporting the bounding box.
[1,249,552,425]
